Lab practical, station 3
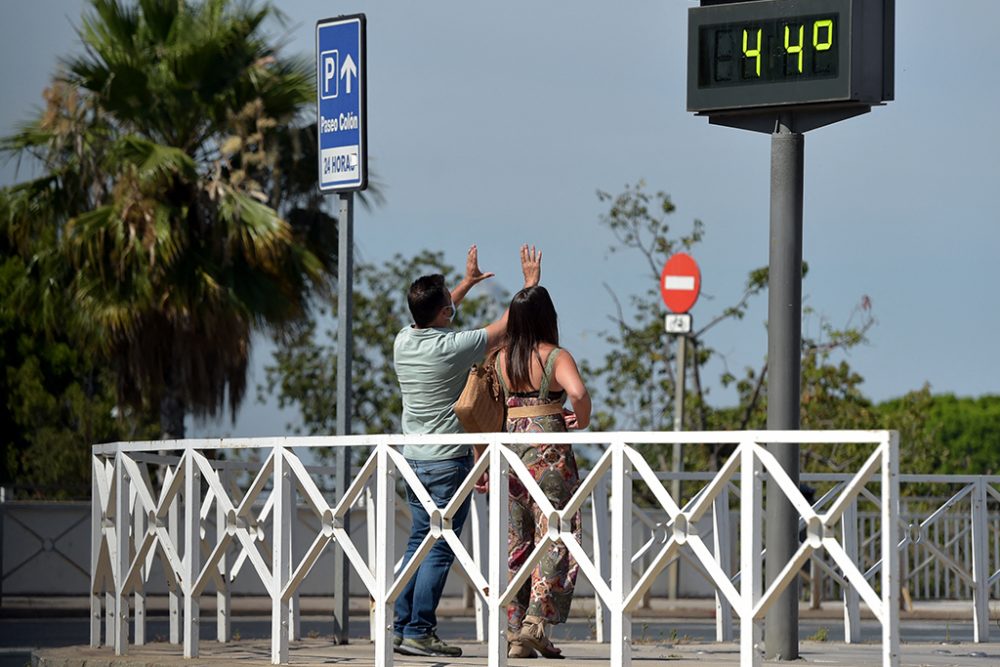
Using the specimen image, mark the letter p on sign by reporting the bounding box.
[321,50,339,99]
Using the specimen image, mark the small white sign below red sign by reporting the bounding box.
[660,253,701,314]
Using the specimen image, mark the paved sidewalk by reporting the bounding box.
[31,639,1000,667]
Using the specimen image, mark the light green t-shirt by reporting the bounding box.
[393,325,488,460]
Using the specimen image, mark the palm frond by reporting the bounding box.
[111,135,197,181]
[2,0,385,428]
[217,186,290,269]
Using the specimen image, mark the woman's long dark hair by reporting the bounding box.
[504,286,559,392]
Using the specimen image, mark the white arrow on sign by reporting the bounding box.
[340,53,357,95]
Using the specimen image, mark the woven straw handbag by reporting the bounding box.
[454,353,506,433]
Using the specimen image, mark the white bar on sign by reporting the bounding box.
[664,276,696,291]
[321,146,360,185]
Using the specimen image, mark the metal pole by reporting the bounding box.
[668,333,687,599]
[333,192,354,643]
[764,114,803,660]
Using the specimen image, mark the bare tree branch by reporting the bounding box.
[603,282,628,329]
[694,283,762,339]
[738,361,768,430]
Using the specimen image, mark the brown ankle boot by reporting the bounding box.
[507,638,537,658]
[519,616,564,659]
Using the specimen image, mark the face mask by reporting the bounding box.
[444,301,456,323]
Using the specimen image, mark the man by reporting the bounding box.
[392,244,541,657]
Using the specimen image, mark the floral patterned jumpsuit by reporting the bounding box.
[496,347,583,634]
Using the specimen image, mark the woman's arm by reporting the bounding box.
[553,350,591,430]
[483,245,541,350]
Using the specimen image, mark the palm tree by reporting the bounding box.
[2,0,368,438]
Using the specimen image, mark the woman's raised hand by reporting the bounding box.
[520,244,541,288]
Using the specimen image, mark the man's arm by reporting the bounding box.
[450,245,493,307]
[484,244,541,350]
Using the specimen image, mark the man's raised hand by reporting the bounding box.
[465,245,495,286]
[521,244,541,288]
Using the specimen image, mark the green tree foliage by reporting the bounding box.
[262,251,505,440]
[584,182,889,475]
[0,217,158,498]
[880,391,1000,475]
[582,182,765,472]
[0,0,372,441]
[585,182,1000,482]
[260,181,998,484]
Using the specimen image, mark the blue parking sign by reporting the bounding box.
[316,15,366,192]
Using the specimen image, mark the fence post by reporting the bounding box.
[487,440,510,667]
[271,446,291,664]
[168,465,181,645]
[592,473,611,644]
[288,476,299,643]
[740,442,762,667]
[971,478,990,642]
[114,452,130,656]
[611,442,633,667]
[106,473,116,657]
[374,441,397,667]
[471,491,489,642]
[0,487,4,614]
[810,557,822,610]
[133,484,145,646]
[881,434,900,667]
[90,456,103,647]
[183,451,201,659]
[842,499,861,643]
[713,484,734,642]
[217,468,231,643]
[366,485,377,643]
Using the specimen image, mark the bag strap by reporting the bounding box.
[538,347,562,400]
[494,352,510,397]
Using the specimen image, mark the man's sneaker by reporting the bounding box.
[396,633,463,657]
[392,634,402,651]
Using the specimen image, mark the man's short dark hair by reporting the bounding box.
[407,274,449,327]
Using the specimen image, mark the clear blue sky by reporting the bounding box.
[2,1,997,437]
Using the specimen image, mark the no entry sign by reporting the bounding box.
[660,253,701,314]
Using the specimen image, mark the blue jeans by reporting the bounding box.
[393,454,473,639]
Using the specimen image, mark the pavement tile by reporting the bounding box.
[31,640,1000,667]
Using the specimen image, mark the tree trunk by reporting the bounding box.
[159,381,186,441]
[689,339,718,472]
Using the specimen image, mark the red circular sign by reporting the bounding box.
[660,253,701,314]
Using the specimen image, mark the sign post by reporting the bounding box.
[764,115,804,659]
[687,0,894,659]
[660,253,701,599]
[317,13,367,645]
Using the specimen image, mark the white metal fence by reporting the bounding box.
[89,430,899,666]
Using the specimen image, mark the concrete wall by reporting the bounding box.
[1,500,725,600]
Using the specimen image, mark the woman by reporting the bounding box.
[494,285,591,659]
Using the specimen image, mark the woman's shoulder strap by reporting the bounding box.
[493,350,510,396]
[538,347,563,400]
